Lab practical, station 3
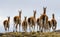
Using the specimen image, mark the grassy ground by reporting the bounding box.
[0,32,60,37]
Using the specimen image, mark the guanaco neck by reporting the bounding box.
[52,14,55,19]
[8,17,10,22]
[33,11,36,18]
[25,17,27,21]
[19,12,21,19]
[43,7,46,15]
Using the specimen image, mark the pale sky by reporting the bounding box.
[0,0,60,33]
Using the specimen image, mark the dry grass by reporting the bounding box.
[0,32,60,37]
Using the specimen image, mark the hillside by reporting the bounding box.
[54,30,60,32]
[0,32,60,37]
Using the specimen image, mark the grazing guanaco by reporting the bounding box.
[51,13,57,31]
[47,20,52,32]
[37,18,41,32]
[13,10,22,32]
[28,10,36,32]
[40,7,48,32]
[22,16,28,32]
[3,16,10,32]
